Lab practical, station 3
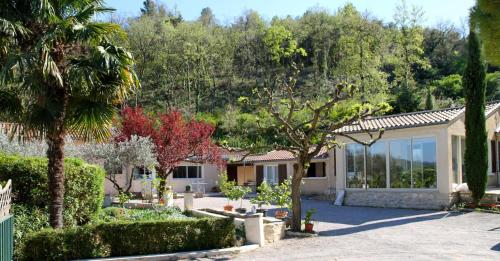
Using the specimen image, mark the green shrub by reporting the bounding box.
[0,153,105,226]
[96,207,190,222]
[22,218,235,260]
[11,205,50,259]
[22,226,109,260]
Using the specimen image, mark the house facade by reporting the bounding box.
[104,160,222,195]
[224,102,500,209]
[225,149,335,195]
[104,102,500,209]
[333,101,500,209]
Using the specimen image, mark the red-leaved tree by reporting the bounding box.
[116,106,223,194]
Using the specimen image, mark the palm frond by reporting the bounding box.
[0,89,23,121]
[70,22,125,43]
[67,42,139,100]
[0,18,31,38]
[72,4,114,23]
[65,98,116,142]
[34,0,57,23]
[40,46,64,87]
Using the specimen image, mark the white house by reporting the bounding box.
[333,101,500,209]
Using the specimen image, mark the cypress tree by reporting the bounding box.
[425,87,434,110]
[463,28,488,206]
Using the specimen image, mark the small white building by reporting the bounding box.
[333,101,500,209]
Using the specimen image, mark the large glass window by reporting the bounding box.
[389,140,412,188]
[452,136,466,184]
[412,138,437,188]
[366,142,386,188]
[346,137,437,190]
[461,137,466,182]
[452,136,459,184]
[346,144,365,188]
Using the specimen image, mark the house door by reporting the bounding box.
[227,165,238,183]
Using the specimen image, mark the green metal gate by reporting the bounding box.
[0,215,13,261]
[0,179,13,261]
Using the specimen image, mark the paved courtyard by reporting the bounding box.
[177,196,500,260]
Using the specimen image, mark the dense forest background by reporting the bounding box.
[112,0,500,145]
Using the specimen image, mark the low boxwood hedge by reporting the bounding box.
[21,217,235,260]
[0,153,105,226]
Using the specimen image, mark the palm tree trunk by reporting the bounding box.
[46,128,66,228]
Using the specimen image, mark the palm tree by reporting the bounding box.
[0,0,139,228]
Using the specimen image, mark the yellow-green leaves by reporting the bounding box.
[263,25,306,63]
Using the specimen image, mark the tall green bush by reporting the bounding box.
[22,218,235,260]
[0,153,105,225]
[463,29,488,206]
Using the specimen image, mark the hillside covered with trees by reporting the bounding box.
[117,0,499,145]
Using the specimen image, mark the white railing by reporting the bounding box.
[0,180,12,218]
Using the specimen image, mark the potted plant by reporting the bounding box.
[231,186,251,214]
[304,208,316,233]
[219,172,236,211]
[250,181,273,216]
[185,184,192,192]
[273,178,292,219]
[117,191,131,209]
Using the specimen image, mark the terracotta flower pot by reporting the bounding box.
[305,223,314,233]
[275,210,288,219]
[224,205,234,211]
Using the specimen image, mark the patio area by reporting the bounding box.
[182,197,500,260]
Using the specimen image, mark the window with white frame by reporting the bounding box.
[411,137,437,188]
[452,136,466,183]
[132,166,153,179]
[366,142,387,188]
[346,137,437,189]
[346,144,365,188]
[264,165,278,185]
[389,139,412,188]
[173,165,202,179]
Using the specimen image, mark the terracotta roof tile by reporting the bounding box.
[225,147,329,163]
[335,101,500,134]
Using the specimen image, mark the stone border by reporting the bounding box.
[79,244,259,261]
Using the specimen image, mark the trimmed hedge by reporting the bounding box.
[22,218,235,260]
[0,153,105,225]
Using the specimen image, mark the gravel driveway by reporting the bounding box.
[183,197,500,260]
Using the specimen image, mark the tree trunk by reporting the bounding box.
[291,158,308,232]
[46,129,66,228]
[155,167,173,199]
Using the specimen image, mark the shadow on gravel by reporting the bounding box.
[318,211,464,237]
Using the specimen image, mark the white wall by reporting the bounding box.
[448,110,500,186]
[166,161,223,193]
[104,162,223,195]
